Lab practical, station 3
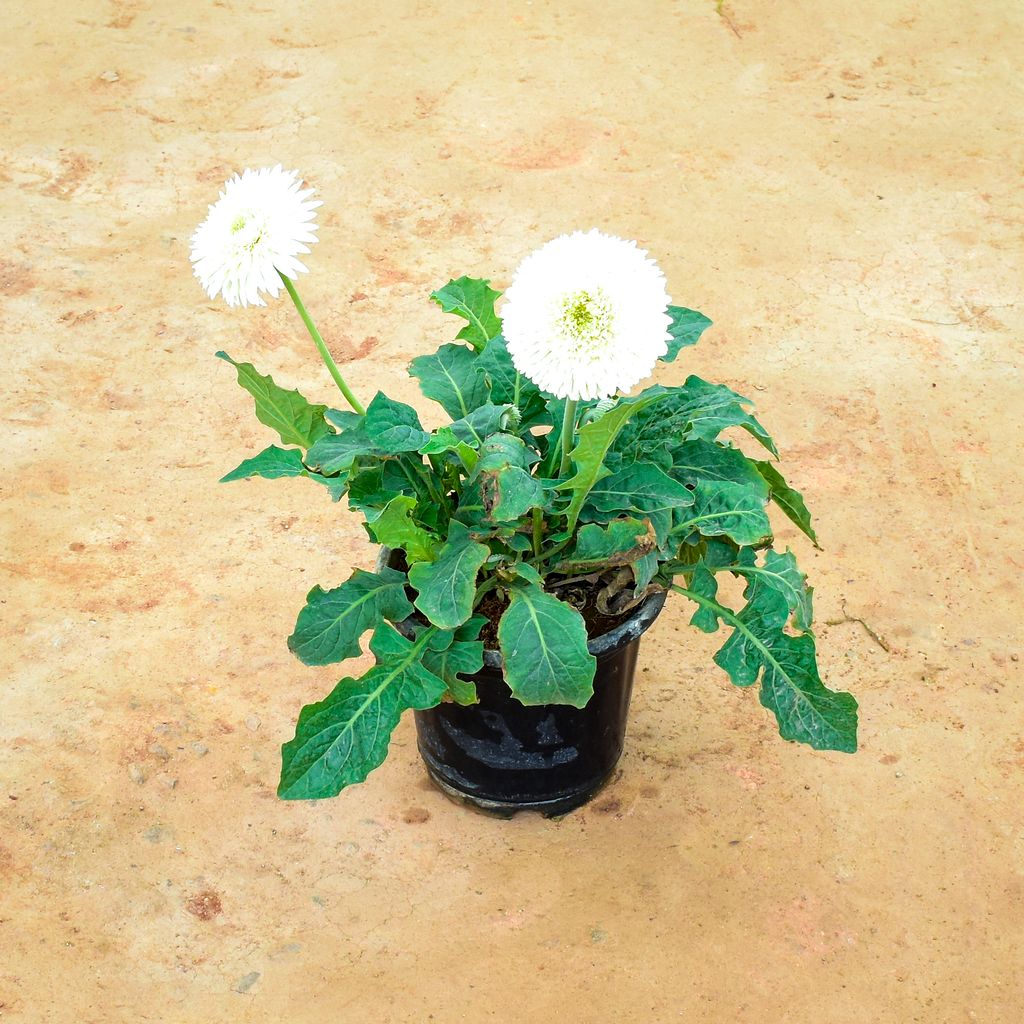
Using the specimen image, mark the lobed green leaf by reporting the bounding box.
[556,518,657,573]
[306,422,383,475]
[221,445,308,483]
[661,306,713,363]
[364,495,439,563]
[420,617,486,705]
[430,276,502,351]
[221,445,347,501]
[217,351,332,449]
[754,460,819,546]
[671,481,772,546]
[288,567,415,667]
[587,461,695,515]
[557,398,656,533]
[409,343,489,419]
[364,393,430,454]
[278,624,446,799]
[409,521,490,629]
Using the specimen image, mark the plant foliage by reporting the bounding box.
[219,281,858,798]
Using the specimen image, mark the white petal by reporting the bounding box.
[190,166,322,307]
[501,230,672,401]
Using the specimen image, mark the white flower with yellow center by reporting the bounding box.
[190,165,321,307]
[501,229,672,401]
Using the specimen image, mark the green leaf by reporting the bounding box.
[754,460,819,546]
[497,582,596,707]
[507,561,543,585]
[364,495,439,563]
[757,632,857,752]
[448,402,515,447]
[662,306,713,363]
[458,433,546,525]
[221,445,307,483]
[678,377,778,456]
[278,624,446,799]
[556,518,657,573]
[420,617,486,705]
[288,567,415,667]
[587,461,696,515]
[325,409,362,431]
[346,461,412,514]
[431,276,502,351]
[504,533,534,554]
[632,551,659,590]
[707,546,814,633]
[221,445,348,501]
[674,581,857,752]
[419,427,478,470]
[409,343,489,419]
[364,393,430,454]
[216,351,332,449]
[618,378,778,459]
[688,563,720,633]
[409,521,490,629]
[476,335,549,424]
[557,398,656,532]
[306,422,382,475]
[672,439,770,496]
[672,481,772,546]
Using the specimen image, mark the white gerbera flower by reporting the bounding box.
[501,229,672,401]
[190,165,321,307]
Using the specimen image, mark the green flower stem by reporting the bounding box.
[532,534,572,568]
[397,457,441,507]
[413,460,444,507]
[425,454,453,514]
[532,507,543,558]
[472,576,501,609]
[279,272,365,415]
[558,399,579,478]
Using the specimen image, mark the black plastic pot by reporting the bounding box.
[378,548,666,817]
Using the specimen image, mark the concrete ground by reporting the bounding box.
[2,1,1022,1020]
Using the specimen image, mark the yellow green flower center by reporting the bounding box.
[557,288,614,352]
[230,212,264,252]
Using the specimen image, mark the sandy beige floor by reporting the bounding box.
[2,1,1022,1021]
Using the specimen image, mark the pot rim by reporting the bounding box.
[374,546,667,667]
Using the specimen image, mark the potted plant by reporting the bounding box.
[191,167,858,815]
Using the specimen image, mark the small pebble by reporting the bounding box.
[191,742,209,757]
[128,764,147,785]
[235,971,260,994]
[148,743,170,761]
[245,715,261,732]
[99,69,120,83]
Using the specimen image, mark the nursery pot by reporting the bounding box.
[379,546,666,817]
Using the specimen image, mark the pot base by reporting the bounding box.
[421,757,616,818]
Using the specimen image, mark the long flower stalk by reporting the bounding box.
[558,399,578,477]
[280,272,364,415]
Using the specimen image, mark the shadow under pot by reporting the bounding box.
[378,548,666,818]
